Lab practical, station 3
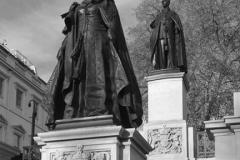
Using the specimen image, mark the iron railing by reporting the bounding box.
[23,145,42,160]
[196,131,215,158]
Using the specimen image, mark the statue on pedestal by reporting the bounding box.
[150,0,187,72]
[41,0,143,129]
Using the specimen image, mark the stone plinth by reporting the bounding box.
[145,69,189,122]
[205,92,240,160]
[34,115,152,160]
[144,69,195,160]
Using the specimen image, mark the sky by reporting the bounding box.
[0,0,142,82]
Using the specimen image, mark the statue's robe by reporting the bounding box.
[41,0,143,129]
[150,9,187,72]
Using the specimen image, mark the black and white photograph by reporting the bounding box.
[0,0,239,160]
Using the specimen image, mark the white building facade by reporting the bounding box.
[0,44,48,160]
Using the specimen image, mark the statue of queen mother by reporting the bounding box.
[41,0,143,129]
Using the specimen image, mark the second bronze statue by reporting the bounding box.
[41,0,143,129]
[150,0,187,72]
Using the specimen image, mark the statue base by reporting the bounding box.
[34,115,152,160]
[144,69,195,160]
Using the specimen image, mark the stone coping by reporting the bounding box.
[145,69,189,91]
[230,124,240,132]
[210,128,234,136]
[205,115,240,135]
[144,120,187,126]
[35,126,124,145]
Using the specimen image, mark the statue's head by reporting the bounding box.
[162,0,170,8]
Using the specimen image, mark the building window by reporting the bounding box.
[16,89,23,108]
[0,71,9,101]
[14,82,27,110]
[13,133,21,148]
[0,77,3,97]
[0,114,8,142]
[12,125,26,149]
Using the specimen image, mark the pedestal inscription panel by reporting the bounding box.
[148,78,186,122]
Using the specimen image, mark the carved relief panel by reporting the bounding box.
[148,126,182,155]
[52,145,111,160]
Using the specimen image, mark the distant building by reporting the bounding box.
[0,43,48,160]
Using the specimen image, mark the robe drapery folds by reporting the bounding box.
[150,10,187,72]
[41,0,143,129]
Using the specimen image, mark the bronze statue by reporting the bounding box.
[150,0,187,72]
[42,0,143,129]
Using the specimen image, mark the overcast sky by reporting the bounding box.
[0,0,142,82]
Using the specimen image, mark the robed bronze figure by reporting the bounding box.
[150,0,187,72]
[42,0,143,129]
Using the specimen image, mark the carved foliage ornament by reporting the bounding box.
[148,126,182,155]
[53,144,111,160]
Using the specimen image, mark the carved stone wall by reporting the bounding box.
[51,145,111,160]
[148,126,182,155]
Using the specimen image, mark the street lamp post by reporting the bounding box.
[28,100,37,146]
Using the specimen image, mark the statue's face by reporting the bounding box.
[162,0,170,8]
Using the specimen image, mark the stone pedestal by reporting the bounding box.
[205,92,240,160]
[34,115,152,160]
[145,69,189,122]
[144,69,195,160]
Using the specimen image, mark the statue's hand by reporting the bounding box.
[108,29,116,42]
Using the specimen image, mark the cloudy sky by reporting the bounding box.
[0,0,142,82]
